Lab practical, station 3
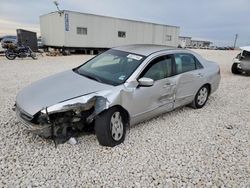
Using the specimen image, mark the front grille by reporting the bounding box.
[15,104,51,137]
[20,112,33,121]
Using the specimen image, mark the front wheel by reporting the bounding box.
[5,50,16,60]
[95,107,126,147]
[190,85,209,109]
[31,53,37,60]
[29,51,37,60]
[231,63,241,74]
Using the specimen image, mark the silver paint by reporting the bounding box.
[15,44,221,130]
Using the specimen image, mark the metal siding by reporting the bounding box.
[17,29,38,51]
[41,11,179,48]
[40,13,65,47]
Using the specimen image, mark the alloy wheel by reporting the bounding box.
[110,112,123,141]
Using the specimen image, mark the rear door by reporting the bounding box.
[173,53,205,107]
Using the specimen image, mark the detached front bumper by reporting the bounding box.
[15,104,52,138]
[234,58,250,72]
[240,61,250,72]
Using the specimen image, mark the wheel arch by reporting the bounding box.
[110,105,130,125]
[97,105,130,125]
[203,83,211,95]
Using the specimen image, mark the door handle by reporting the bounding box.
[196,73,204,77]
[163,83,175,88]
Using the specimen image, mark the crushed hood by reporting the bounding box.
[16,70,113,116]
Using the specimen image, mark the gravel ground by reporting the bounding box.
[0,50,249,187]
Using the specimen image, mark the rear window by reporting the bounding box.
[174,54,196,74]
[174,53,203,74]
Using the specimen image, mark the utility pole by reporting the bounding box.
[233,34,238,49]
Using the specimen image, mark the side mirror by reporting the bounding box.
[138,77,154,87]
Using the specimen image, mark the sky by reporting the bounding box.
[0,0,249,46]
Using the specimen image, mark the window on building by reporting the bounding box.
[118,31,126,38]
[77,27,87,35]
[166,35,172,41]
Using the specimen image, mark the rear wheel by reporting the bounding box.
[95,107,126,147]
[231,63,241,74]
[190,85,209,109]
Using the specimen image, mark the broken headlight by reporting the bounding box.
[41,95,96,115]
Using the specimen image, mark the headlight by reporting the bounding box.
[41,95,96,115]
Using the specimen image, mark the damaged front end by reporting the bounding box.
[15,95,109,144]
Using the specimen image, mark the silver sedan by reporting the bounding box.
[15,44,221,147]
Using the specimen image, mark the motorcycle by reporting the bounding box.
[5,44,37,60]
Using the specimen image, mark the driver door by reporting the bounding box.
[129,54,176,124]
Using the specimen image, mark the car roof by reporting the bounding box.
[113,44,177,56]
[3,35,16,39]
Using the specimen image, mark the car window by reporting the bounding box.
[90,54,121,68]
[195,58,204,69]
[76,49,146,86]
[140,55,173,81]
[174,53,198,74]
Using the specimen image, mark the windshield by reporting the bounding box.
[242,50,250,60]
[75,49,146,86]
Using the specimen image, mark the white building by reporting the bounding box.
[40,10,180,50]
[191,39,212,49]
[178,36,192,48]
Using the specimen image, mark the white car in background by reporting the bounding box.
[232,46,250,75]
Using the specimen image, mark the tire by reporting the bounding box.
[231,63,241,74]
[5,50,16,60]
[190,85,209,109]
[95,107,126,147]
[31,53,37,60]
[29,50,37,60]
